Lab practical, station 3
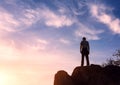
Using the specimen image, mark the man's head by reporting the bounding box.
[82,37,86,41]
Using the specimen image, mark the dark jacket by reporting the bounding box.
[80,40,90,54]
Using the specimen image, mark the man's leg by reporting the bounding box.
[86,55,90,66]
[81,54,84,66]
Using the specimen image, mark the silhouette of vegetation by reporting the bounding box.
[103,49,120,66]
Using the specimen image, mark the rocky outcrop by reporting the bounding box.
[54,64,120,85]
[54,70,74,85]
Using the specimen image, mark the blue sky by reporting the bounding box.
[0,0,120,85]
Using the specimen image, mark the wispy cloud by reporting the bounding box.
[0,4,74,35]
[59,38,70,45]
[0,6,38,33]
[75,23,104,40]
[26,38,49,50]
[40,6,74,28]
[0,7,20,32]
[54,1,104,40]
[90,4,120,34]
[20,6,74,28]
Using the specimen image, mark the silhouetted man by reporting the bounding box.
[80,37,90,66]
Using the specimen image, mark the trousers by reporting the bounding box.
[81,53,90,66]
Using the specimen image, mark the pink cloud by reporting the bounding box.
[0,34,79,85]
[0,7,19,32]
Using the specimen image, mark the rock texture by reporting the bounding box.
[54,64,120,85]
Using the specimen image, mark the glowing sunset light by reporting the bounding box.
[0,69,17,85]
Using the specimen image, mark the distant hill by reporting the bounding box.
[54,64,120,85]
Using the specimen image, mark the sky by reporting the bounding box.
[0,0,120,85]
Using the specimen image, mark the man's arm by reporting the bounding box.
[80,42,82,53]
[87,42,90,53]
